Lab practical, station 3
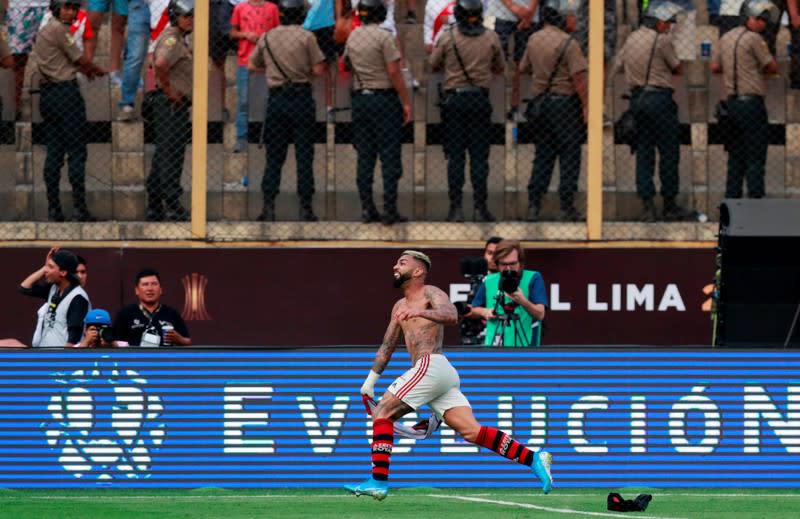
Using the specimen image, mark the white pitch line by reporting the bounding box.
[427,494,689,519]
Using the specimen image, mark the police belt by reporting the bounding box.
[353,88,396,96]
[631,85,673,95]
[39,79,79,89]
[729,94,764,102]
[445,86,489,96]
[269,82,312,95]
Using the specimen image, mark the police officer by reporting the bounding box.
[147,0,194,222]
[615,1,686,222]
[519,0,587,222]
[711,0,778,199]
[430,0,504,222]
[33,0,107,222]
[343,0,412,225]
[250,0,327,222]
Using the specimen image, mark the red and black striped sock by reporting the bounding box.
[371,418,394,481]
[475,425,533,466]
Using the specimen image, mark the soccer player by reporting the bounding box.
[344,250,553,501]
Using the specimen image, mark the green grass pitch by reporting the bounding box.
[1,488,798,518]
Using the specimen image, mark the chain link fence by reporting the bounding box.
[0,0,797,242]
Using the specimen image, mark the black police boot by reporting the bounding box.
[559,200,582,222]
[165,199,190,222]
[381,206,408,225]
[662,196,688,222]
[526,195,541,222]
[70,187,98,222]
[639,198,657,223]
[381,192,407,225]
[48,205,66,222]
[446,203,464,222]
[360,196,381,223]
[257,199,275,222]
[298,203,318,222]
[473,204,496,223]
[146,198,165,221]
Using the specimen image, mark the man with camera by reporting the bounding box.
[455,236,503,344]
[75,309,116,348]
[468,239,547,346]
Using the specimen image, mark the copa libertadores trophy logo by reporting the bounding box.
[181,273,212,321]
[41,361,166,481]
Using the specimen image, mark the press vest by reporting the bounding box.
[482,270,541,347]
[31,284,89,347]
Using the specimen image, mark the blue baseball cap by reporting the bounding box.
[84,309,111,326]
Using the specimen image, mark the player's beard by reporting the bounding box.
[393,272,411,288]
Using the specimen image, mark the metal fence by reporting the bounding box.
[0,0,797,242]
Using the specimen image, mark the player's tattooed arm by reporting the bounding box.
[420,286,458,325]
[372,301,404,373]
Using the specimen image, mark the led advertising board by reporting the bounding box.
[1,350,797,488]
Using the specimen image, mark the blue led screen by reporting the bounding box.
[0,350,798,488]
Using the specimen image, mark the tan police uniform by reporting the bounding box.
[33,17,92,221]
[344,24,406,223]
[249,24,325,221]
[712,25,774,198]
[615,26,683,219]
[430,26,503,222]
[519,24,586,220]
[146,26,193,221]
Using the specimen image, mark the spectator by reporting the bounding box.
[519,0,587,222]
[230,0,280,153]
[304,0,340,119]
[710,0,777,199]
[19,248,90,347]
[343,0,412,225]
[116,0,151,121]
[788,0,800,88]
[483,235,503,273]
[469,239,548,346]
[210,0,238,123]
[33,0,108,222]
[75,308,116,348]
[87,0,128,85]
[113,268,191,347]
[430,0,504,223]
[146,0,193,222]
[484,0,539,120]
[76,255,88,288]
[423,0,455,53]
[0,12,15,122]
[614,1,688,221]
[7,0,49,120]
[667,0,696,60]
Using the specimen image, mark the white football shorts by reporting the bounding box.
[387,353,470,417]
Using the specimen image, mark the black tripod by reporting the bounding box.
[489,293,530,347]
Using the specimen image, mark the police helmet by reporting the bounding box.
[168,0,195,25]
[455,0,485,36]
[279,0,307,25]
[540,0,579,30]
[741,0,780,24]
[357,0,387,25]
[50,0,81,19]
[643,1,685,23]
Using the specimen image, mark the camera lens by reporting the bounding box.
[100,326,114,342]
[500,270,520,293]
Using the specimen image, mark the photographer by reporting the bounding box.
[75,309,116,348]
[468,240,547,347]
[455,236,503,344]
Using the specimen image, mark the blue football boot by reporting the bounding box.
[532,450,553,494]
[344,477,389,501]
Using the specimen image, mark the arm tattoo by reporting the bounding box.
[372,302,403,373]
[422,286,458,325]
